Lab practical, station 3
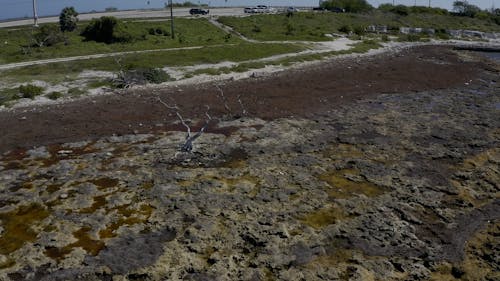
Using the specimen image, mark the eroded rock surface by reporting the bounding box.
[0,50,499,280]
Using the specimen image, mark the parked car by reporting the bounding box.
[189,8,209,15]
[313,7,327,11]
[286,7,299,13]
[244,7,256,13]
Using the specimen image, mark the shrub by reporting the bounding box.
[391,5,409,16]
[114,67,171,88]
[252,25,261,33]
[59,7,78,32]
[47,91,63,100]
[81,16,140,43]
[19,84,44,99]
[33,25,66,47]
[321,0,373,13]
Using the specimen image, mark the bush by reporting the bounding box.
[148,27,170,36]
[19,84,44,99]
[114,67,171,88]
[321,0,373,13]
[391,5,409,16]
[47,91,63,100]
[81,16,141,44]
[59,7,78,32]
[32,25,66,47]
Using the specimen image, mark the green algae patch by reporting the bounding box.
[46,183,62,194]
[99,204,154,239]
[90,177,119,190]
[45,226,105,261]
[300,206,349,229]
[0,258,15,269]
[0,204,50,255]
[79,194,108,214]
[9,182,34,192]
[319,169,386,199]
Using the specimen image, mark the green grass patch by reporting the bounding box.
[0,43,304,81]
[0,18,241,64]
[218,11,500,41]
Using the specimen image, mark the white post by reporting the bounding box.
[32,0,38,27]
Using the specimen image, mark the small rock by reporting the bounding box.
[60,193,68,199]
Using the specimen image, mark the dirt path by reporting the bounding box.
[0,45,492,153]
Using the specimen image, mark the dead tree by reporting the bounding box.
[215,84,248,118]
[158,97,212,152]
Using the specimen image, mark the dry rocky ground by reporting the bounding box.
[0,45,499,281]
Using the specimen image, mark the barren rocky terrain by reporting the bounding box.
[0,45,499,280]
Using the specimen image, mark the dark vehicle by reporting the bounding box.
[313,7,326,11]
[189,8,209,15]
[329,7,345,13]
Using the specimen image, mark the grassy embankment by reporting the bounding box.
[218,10,500,42]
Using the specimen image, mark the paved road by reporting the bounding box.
[0,7,245,28]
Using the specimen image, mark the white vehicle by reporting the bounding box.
[244,7,255,13]
[287,7,299,13]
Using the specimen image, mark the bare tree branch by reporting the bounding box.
[216,84,231,115]
[237,94,248,116]
[157,96,211,152]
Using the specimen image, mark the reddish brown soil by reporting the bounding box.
[0,45,490,153]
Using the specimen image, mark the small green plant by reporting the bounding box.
[47,91,63,100]
[381,34,389,42]
[19,84,44,99]
[142,68,171,84]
